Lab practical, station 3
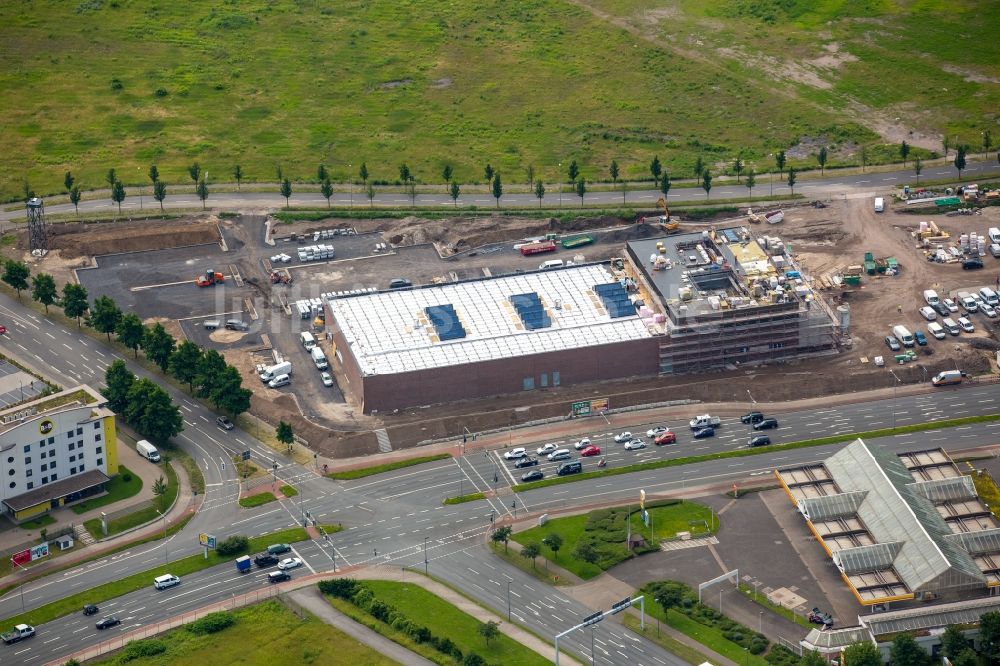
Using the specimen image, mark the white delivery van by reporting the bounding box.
[268,374,291,389]
[892,325,914,347]
[153,574,180,590]
[942,317,961,335]
[991,244,1000,258]
[874,197,885,213]
[539,259,564,270]
[923,289,939,306]
[932,370,964,386]
[299,332,316,350]
[259,361,292,383]
[990,227,1000,244]
[927,322,946,339]
[136,440,161,462]
[980,287,1000,307]
[310,346,328,370]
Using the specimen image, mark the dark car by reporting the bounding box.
[96,616,121,630]
[753,418,779,431]
[521,470,544,482]
[216,415,234,431]
[556,462,583,476]
[963,258,984,270]
[932,301,950,317]
[914,330,928,346]
[389,278,412,289]
[692,427,715,439]
[514,457,539,469]
[268,571,291,584]
[254,553,279,567]
[740,411,764,424]
[749,435,771,448]
[267,543,292,555]
[884,335,901,351]
[83,604,99,616]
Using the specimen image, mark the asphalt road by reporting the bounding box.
[2,158,997,221]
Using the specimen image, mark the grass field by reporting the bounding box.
[2,1,995,201]
[71,464,143,514]
[84,462,178,539]
[87,600,395,666]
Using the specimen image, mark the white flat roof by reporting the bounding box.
[329,264,652,375]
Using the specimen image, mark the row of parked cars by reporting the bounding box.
[886,287,996,350]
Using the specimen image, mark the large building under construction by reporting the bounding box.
[324,227,840,412]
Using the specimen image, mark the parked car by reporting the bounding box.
[884,335,901,351]
[267,544,292,555]
[753,418,779,430]
[536,443,557,456]
[573,438,592,450]
[504,447,527,460]
[320,372,334,387]
[918,306,937,321]
[277,557,302,570]
[932,301,951,317]
[547,448,572,461]
[692,427,715,439]
[514,457,538,469]
[982,303,998,318]
[579,445,601,457]
[95,617,121,630]
[389,278,412,289]
[963,257,984,270]
[625,439,646,450]
[654,431,677,445]
[83,604,99,616]
[740,411,764,424]
[216,416,234,431]
[913,331,928,346]
[646,426,668,438]
[521,470,544,482]
[254,553,279,567]
[959,317,975,333]
[943,298,959,313]
[749,436,771,448]
[613,432,632,443]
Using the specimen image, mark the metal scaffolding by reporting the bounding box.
[26,197,47,252]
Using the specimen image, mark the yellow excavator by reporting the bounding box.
[656,197,679,233]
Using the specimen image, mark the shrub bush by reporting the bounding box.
[319,578,358,599]
[187,611,235,635]
[463,653,486,666]
[119,638,167,662]
[122,473,132,482]
[154,88,168,97]
[352,586,374,609]
[215,535,249,556]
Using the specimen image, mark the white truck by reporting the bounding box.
[2,624,35,644]
[136,440,161,462]
[689,414,721,430]
[259,361,292,383]
[310,347,329,370]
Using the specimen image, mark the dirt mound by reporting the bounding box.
[47,217,220,258]
[210,330,246,344]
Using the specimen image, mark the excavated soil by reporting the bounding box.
[44,217,220,259]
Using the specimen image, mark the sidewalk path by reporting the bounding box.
[288,586,435,666]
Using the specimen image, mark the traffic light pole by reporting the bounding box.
[553,595,644,665]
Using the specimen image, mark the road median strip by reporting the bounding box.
[326,453,451,480]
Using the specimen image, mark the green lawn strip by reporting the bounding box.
[622,613,709,666]
[456,412,1000,498]
[487,542,568,586]
[0,527,308,627]
[18,515,55,529]
[85,599,396,666]
[736,583,812,629]
[239,492,278,508]
[665,610,770,666]
[83,462,178,539]
[160,444,206,495]
[280,485,298,497]
[443,492,485,505]
[325,595,452,666]
[326,453,452,480]
[318,524,344,535]
[70,464,143,514]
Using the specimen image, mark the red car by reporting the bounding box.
[580,445,601,457]
[655,432,677,445]
[0,325,6,334]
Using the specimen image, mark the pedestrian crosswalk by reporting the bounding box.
[659,535,718,551]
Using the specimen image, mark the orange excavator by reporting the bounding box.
[195,270,225,287]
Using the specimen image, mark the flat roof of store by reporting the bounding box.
[328,264,652,375]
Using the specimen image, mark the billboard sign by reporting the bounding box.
[571,400,592,417]
[198,533,217,549]
[30,543,49,560]
[571,398,609,417]
[10,549,30,567]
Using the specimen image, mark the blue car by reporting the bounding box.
[913,330,928,346]
[692,427,715,439]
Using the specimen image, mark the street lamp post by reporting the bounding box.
[423,536,429,576]
[507,580,512,620]
[890,369,901,430]
[348,164,353,207]
[137,167,143,209]
[558,163,562,207]
[157,509,168,565]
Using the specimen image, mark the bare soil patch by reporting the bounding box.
[43,216,220,259]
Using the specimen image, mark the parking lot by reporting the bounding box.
[0,359,45,407]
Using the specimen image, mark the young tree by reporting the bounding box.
[104,359,136,413]
[491,173,503,208]
[491,525,512,553]
[477,621,500,647]
[359,162,369,186]
[146,179,164,211]
[573,540,598,564]
[890,633,929,666]
[152,475,169,510]
[196,177,209,210]
[213,366,251,416]
[567,160,579,183]
[649,156,661,184]
[799,651,826,666]
[900,140,910,167]
[534,180,545,207]
[320,177,333,208]
[70,186,82,215]
[701,170,712,199]
[366,182,375,208]
[277,420,294,452]
[64,171,75,192]
[116,313,145,358]
[914,157,922,185]
[232,164,242,190]
[841,641,881,666]
[733,155,744,182]
[275,163,283,181]
[610,160,619,185]
[694,155,705,178]
[169,340,203,390]
[525,164,535,188]
[89,295,122,340]
[745,169,756,200]
[575,178,586,206]
[984,129,992,153]
[651,581,686,624]
[62,283,89,327]
[940,625,971,660]
[106,168,117,189]
[280,178,292,208]
[111,180,126,213]
[442,164,453,183]
[660,172,671,199]
[520,542,540,569]
[2,260,30,299]
[31,273,57,312]
[398,163,411,183]
[449,181,460,207]
[141,322,176,372]
[787,167,797,194]
[775,151,786,176]
[148,164,159,184]
[317,163,327,182]
[955,145,968,179]
[542,533,562,559]
[483,163,494,182]
[942,134,950,158]
[188,161,201,183]
[817,146,827,175]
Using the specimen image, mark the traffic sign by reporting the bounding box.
[611,597,632,614]
[571,400,592,417]
[640,489,646,510]
[242,450,251,461]
[582,611,604,626]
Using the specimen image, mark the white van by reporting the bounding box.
[927,322,946,339]
[136,440,161,462]
[539,259,564,270]
[299,332,316,350]
[874,197,885,213]
[923,290,939,306]
[259,361,292,383]
[892,325,914,347]
[310,347,328,370]
[990,227,1000,244]
[268,374,291,388]
[942,317,961,336]
[154,574,180,590]
[980,287,999,307]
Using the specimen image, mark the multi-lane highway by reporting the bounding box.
[3,281,1000,664]
[2,157,996,221]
